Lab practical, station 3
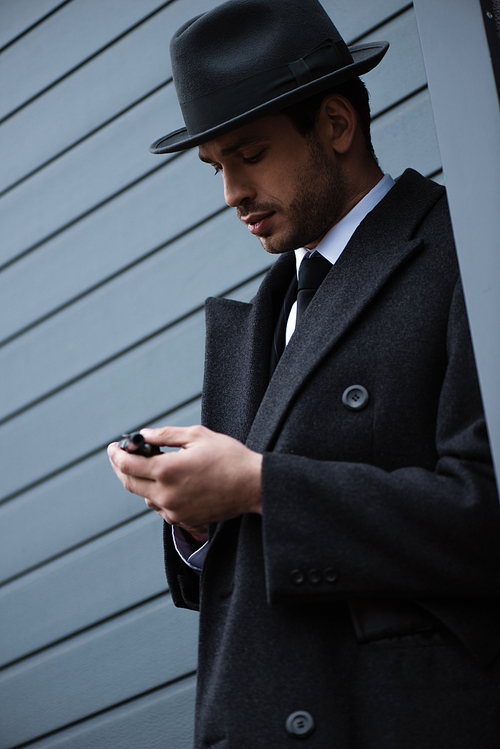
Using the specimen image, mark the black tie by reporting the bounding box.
[296,253,332,323]
[269,253,332,377]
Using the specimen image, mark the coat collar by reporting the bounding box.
[204,169,444,452]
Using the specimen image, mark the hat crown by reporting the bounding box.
[150,0,388,153]
[171,0,343,103]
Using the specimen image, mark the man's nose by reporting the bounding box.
[223,172,256,208]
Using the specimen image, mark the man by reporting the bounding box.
[108,0,500,746]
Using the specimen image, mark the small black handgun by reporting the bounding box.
[117,432,161,457]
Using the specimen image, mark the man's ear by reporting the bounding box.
[319,93,357,155]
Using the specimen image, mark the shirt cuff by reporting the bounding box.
[172,525,208,571]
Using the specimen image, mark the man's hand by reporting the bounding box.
[107,425,263,540]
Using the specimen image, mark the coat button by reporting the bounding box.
[285,710,315,738]
[307,568,321,585]
[324,567,338,583]
[342,384,369,411]
[290,569,305,585]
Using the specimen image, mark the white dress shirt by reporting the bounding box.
[286,172,395,344]
[173,173,395,571]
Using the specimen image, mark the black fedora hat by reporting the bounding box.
[150,0,389,154]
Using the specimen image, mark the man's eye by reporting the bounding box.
[244,151,264,164]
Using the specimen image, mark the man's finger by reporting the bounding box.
[107,455,156,500]
[108,442,160,480]
[140,424,207,447]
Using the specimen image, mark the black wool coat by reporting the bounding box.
[164,170,500,748]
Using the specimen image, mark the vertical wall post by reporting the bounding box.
[413,0,500,490]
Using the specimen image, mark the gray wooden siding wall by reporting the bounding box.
[0,1,439,746]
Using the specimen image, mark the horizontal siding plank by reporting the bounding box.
[25,676,196,749]
[0,596,198,748]
[0,0,218,192]
[0,149,221,332]
[0,83,180,259]
[1,8,422,259]
[360,7,426,115]
[322,0,408,40]
[372,88,440,177]
[0,0,169,121]
[0,211,268,421]
[0,311,207,501]
[0,273,263,502]
[225,274,266,304]
[0,399,201,584]
[0,0,65,50]
[0,513,167,667]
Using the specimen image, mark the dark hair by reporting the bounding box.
[280,77,376,160]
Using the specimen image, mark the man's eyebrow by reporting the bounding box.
[198,135,266,163]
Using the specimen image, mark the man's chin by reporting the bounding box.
[258,234,297,255]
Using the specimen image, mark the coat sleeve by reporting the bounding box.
[259,280,500,604]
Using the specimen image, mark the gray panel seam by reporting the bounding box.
[0,509,151,590]
[0,591,171,672]
[373,82,428,121]
[349,1,413,45]
[0,202,226,349]
[7,671,197,749]
[0,202,227,347]
[0,77,173,199]
[0,264,269,426]
[0,153,178,275]
[0,0,176,126]
[0,0,73,55]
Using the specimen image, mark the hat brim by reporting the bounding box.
[150,41,389,154]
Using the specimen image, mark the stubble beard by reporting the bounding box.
[259,134,349,255]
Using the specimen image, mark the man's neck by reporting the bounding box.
[296,172,395,270]
[305,164,384,251]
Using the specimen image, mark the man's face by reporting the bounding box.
[198,114,349,254]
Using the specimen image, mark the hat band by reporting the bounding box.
[180,38,353,136]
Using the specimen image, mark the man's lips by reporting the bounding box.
[241,211,275,235]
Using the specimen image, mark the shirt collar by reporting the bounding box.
[294,173,395,276]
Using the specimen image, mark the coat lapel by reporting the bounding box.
[245,169,444,452]
[202,252,295,443]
